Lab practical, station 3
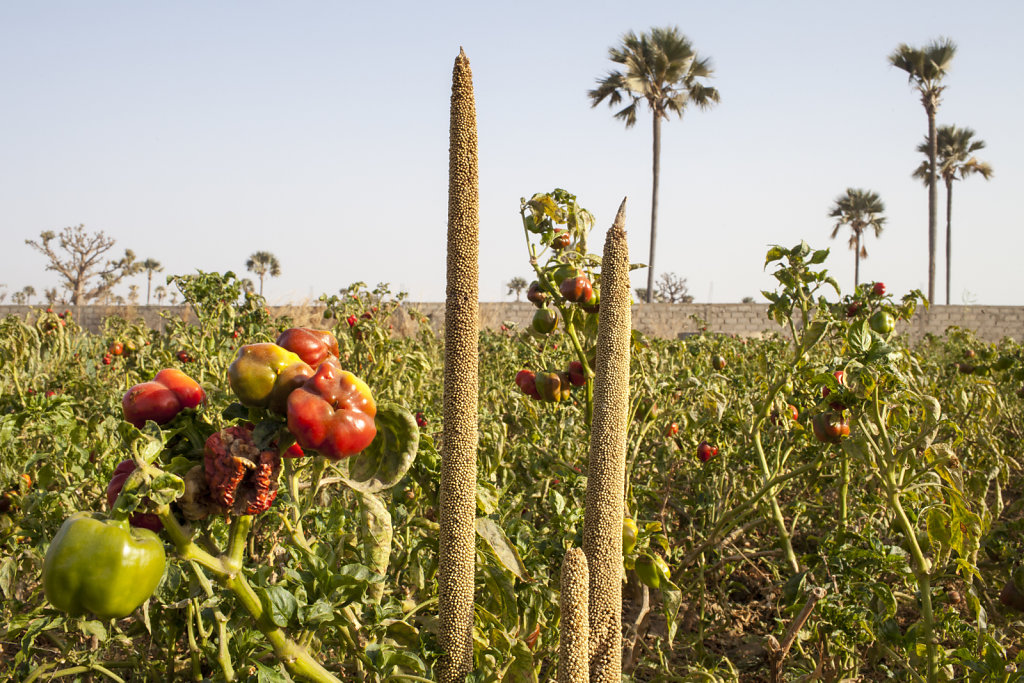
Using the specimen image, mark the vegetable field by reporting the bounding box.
[1,235,1024,681]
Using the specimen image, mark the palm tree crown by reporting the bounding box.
[829,188,886,289]
[140,258,163,305]
[912,125,993,304]
[589,26,719,303]
[245,251,281,297]
[888,37,956,303]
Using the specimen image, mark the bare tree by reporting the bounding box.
[44,288,60,305]
[25,225,141,304]
[655,272,693,303]
[506,276,528,301]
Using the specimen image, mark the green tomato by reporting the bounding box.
[43,512,166,619]
[869,310,895,334]
[635,553,670,589]
[622,518,639,555]
[532,307,558,335]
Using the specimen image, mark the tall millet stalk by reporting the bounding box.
[582,200,630,681]
[438,47,479,683]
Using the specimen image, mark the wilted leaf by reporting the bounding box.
[342,403,419,494]
[476,518,530,581]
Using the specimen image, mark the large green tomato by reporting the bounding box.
[43,513,166,619]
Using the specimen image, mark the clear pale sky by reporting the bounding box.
[2,1,1020,306]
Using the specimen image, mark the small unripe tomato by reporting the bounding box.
[622,518,639,555]
[711,355,726,371]
[532,307,558,335]
[869,310,895,334]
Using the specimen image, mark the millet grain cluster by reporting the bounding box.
[438,47,480,683]
[558,547,590,683]
[582,201,630,681]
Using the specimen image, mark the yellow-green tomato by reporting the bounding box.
[635,553,670,589]
[622,518,639,555]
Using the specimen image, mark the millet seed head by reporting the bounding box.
[438,47,480,683]
[558,547,590,683]
[583,198,630,682]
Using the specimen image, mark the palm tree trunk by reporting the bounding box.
[146,272,153,306]
[259,274,265,297]
[945,179,953,305]
[927,106,938,303]
[854,232,861,288]
[647,110,662,304]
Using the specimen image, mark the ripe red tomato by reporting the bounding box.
[346,315,358,327]
[123,382,185,427]
[559,276,593,304]
[566,360,586,387]
[551,229,570,250]
[812,412,850,444]
[697,440,717,462]
[176,350,193,363]
[102,355,113,365]
[108,342,123,356]
[515,369,540,400]
[665,422,679,437]
[872,282,886,297]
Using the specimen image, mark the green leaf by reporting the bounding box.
[342,404,419,494]
[503,641,538,682]
[790,241,811,259]
[661,578,683,645]
[476,518,531,581]
[258,585,299,628]
[848,319,872,354]
[477,481,500,515]
[809,248,829,265]
[764,246,787,266]
[79,619,107,641]
[251,661,290,683]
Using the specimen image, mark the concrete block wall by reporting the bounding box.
[1,303,1021,343]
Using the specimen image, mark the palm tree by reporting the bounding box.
[506,276,528,301]
[829,189,886,289]
[589,26,720,303]
[912,125,993,304]
[245,251,280,297]
[140,258,163,305]
[21,286,36,305]
[154,285,167,305]
[889,37,956,303]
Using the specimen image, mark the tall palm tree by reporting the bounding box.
[589,26,720,303]
[829,188,886,289]
[912,125,992,305]
[140,258,163,305]
[506,276,528,301]
[154,285,167,305]
[889,37,956,303]
[245,251,280,297]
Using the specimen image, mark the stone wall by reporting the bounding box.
[2,303,1021,343]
